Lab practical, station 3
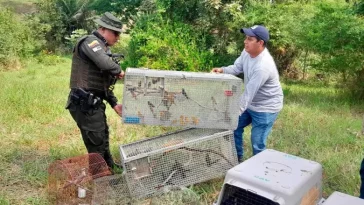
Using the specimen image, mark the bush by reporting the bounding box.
[355,0,364,15]
[112,34,132,69]
[123,14,214,72]
[36,50,66,66]
[65,29,88,49]
[0,8,40,70]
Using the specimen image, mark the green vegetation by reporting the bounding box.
[0,8,41,70]
[2,0,363,97]
[124,14,214,71]
[0,57,363,204]
[0,0,363,204]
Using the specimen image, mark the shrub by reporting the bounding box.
[123,14,214,72]
[36,50,66,66]
[65,29,88,49]
[0,8,40,70]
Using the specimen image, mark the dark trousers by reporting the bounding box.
[360,158,364,199]
[68,101,115,167]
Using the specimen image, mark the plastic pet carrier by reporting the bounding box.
[322,191,364,205]
[215,149,323,205]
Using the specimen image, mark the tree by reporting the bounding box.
[300,2,364,76]
[355,0,364,15]
[37,0,96,51]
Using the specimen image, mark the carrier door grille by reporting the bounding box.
[220,184,280,205]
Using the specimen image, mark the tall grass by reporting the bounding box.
[0,57,363,204]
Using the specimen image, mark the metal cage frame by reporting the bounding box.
[122,68,242,129]
[119,128,238,198]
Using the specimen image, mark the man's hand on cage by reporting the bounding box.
[211,68,223,73]
[117,70,125,79]
[113,104,122,116]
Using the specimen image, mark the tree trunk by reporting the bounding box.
[362,114,364,135]
[303,50,308,80]
[342,71,347,83]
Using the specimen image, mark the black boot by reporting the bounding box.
[105,156,123,174]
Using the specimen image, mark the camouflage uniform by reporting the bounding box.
[66,12,122,168]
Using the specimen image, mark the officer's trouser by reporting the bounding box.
[68,101,115,168]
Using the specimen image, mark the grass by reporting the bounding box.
[0,0,38,2]
[0,57,363,204]
[0,0,38,15]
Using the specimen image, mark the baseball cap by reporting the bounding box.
[241,25,269,43]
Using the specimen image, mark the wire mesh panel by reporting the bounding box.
[48,153,112,205]
[122,68,242,129]
[119,128,238,198]
[92,174,132,205]
[92,174,201,205]
[144,187,200,205]
[215,149,323,205]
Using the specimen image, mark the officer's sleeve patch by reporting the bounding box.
[88,40,100,48]
[92,46,102,52]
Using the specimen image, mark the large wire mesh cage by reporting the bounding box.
[93,177,201,205]
[93,174,203,205]
[122,68,242,129]
[47,153,112,205]
[140,186,200,205]
[92,174,132,205]
[119,128,238,198]
[215,149,323,205]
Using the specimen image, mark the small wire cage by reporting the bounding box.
[119,128,238,198]
[122,68,242,129]
[47,153,112,205]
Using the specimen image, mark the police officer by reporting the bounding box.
[66,12,124,169]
